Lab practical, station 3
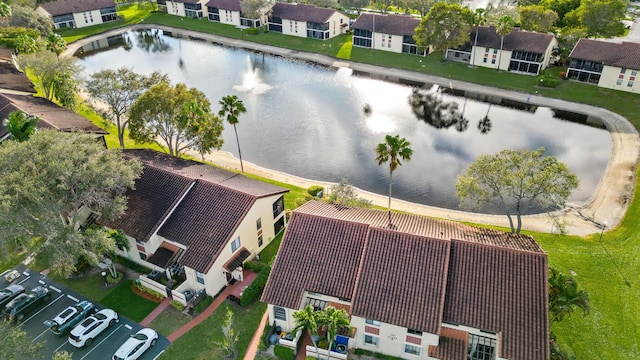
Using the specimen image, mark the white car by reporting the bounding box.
[112,328,158,360]
[68,308,118,348]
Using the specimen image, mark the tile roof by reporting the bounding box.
[428,327,469,360]
[169,0,201,5]
[0,94,108,135]
[569,39,640,70]
[443,240,549,360]
[472,26,555,54]
[263,201,548,359]
[156,180,256,273]
[123,149,288,198]
[205,0,240,11]
[147,245,178,268]
[261,211,370,309]
[0,62,35,94]
[97,166,194,241]
[351,13,420,37]
[351,228,450,334]
[223,247,251,272]
[271,3,339,24]
[39,0,116,16]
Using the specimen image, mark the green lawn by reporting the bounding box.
[147,307,192,336]
[159,302,267,359]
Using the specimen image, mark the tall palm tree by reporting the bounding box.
[218,95,247,173]
[548,267,590,322]
[321,307,350,360]
[293,305,322,359]
[375,134,413,226]
[4,110,39,142]
[46,33,67,58]
[495,15,514,71]
[470,8,486,68]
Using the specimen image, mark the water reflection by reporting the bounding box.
[135,29,171,53]
[75,34,132,57]
[409,86,487,134]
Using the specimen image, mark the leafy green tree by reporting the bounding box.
[495,15,515,71]
[52,351,73,360]
[373,0,393,13]
[327,178,373,208]
[52,70,79,109]
[215,308,239,360]
[0,1,10,18]
[293,305,322,360]
[576,0,626,38]
[470,8,487,68]
[129,81,223,157]
[0,320,46,360]
[519,5,558,32]
[456,147,579,234]
[406,0,435,16]
[539,0,580,27]
[305,0,338,8]
[12,33,39,54]
[414,2,473,59]
[3,110,39,142]
[239,0,269,23]
[8,5,53,35]
[0,130,143,278]
[319,307,350,360]
[85,67,168,149]
[375,134,413,225]
[548,267,590,322]
[218,95,247,173]
[45,32,66,57]
[17,50,80,101]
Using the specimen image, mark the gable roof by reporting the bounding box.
[205,0,241,11]
[0,62,35,94]
[270,3,340,23]
[263,200,548,359]
[472,26,555,54]
[39,0,116,16]
[351,13,420,37]
[0,94,108,139]
[569,38,640,70]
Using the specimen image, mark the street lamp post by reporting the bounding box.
[598,221,608,242]
[101,271,107,287]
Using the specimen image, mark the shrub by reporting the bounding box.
[170,300,185,311]
[193,295,213,313]
[240,264,271,306]
[245,27,261,35]
[537,75,559,88]
[559,71,567,78]
[244,260,270,274]
[135,284,165,300]
[0,27,40,49]
[317,339,329,349]
[106,272,123,284]
[273,345,294,360]
[307,185,324,197]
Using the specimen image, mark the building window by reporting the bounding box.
[256,218,262,230]
[491,59,496,64]
[493,49,498,54]
[617,79,623,86]
[407,329,422,335]
[621,68,627,74]
[196,272,205,284]
[274,306,286,320]
[231,237,241,252]
[139,252,147,260]
[468,334,496,360]
[364,334,379,347]
[628,81,634,87]
[258,235,263,247]
[272,196,284,218]
[632,70,638,76]
[365,319,380,326]
[404,343,421,355]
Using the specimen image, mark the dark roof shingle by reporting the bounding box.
[271,3,340,23]
[472,26,555,54]
[205,0,241,11]
[352,13,420,36]
[223,247,251,272]
[39,0,116,16]
[569,39,640,70]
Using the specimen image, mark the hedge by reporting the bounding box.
[240,264,271,306]
[274,345,294,360]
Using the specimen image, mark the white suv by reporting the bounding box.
[112,328,158,360]
[68,308,118,348]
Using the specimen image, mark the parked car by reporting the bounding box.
[112,328,158,360]
[3,269,21,283]
[68,308,118,348]
[44,300,96,335]
[3,286,50,322]
[0,284,25,309]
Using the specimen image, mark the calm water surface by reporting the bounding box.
[76,29,612,214]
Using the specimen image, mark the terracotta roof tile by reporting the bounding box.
[223,247,251,272]
[472,26,555,54]
[0,62,35,94]
[39,0,116,16]
[352,13,420,36]
[205,0,240,11]
[429,327,469,360]
[147,245,178,268]
[271,3,339,24]
[569,38,640,70]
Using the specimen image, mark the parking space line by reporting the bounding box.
[33,327,51,341]
[23,293,64,324]
[38,279,45,285]
[80,324,123,360]
[22,271,30,276]
[49,286,62,293]
[125,324,132,330]
[67,294,79,302]
[153,350,165,360]
[53,338,67,353]
[17,275,32,285]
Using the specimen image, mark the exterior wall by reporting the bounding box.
[326,12,349,38]
[598,65,640,93]
[372,33,404,54]
[441,323,506,360]
[281,18,308,38]
[470,46,511,71]
[166,1,187,17]
[217,9,240,25]
[540,38,558,68]
[351,316,439,360]
[268,303,297,331]
[72,9,105,28]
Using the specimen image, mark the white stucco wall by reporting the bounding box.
[281,19,307,38]
[372,33,404,53]
[598,65,640,93]
[217,9,240,25]
[351,316,438,359]
[471,46,511,71]
[166,1,186,17]
[72,9,105,28]
[326,12,349,38]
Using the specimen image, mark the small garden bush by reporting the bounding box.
[244,260,270,274]
[353,349,403,360]
[245,27,261,35]
[135,284,165,300]
[170,299,185,311]
[193,295,213,313]
[240,264,271,306]
[106,272,124,284]
[537,75,559,88]
[273,345,294,360]
[307,185,324,197]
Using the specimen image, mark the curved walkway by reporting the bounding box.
[65,24,640,237]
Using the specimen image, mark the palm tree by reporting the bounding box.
[293,305,322,359]
[321,307,350,360]
[495,15,514,71]
[470,8,486,68]
[4,110,39,142]
[548,267,590,322]
[46,33,67,58]
[0,1,10,18]
[218,95,247,173]
[375,134,413,226]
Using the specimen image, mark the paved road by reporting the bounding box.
[2,265,169,360]
[65,24,640,237]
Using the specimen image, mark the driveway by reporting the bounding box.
[2,265,169,360]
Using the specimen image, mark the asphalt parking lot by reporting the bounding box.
[2,265,169,360]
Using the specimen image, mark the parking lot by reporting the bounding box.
[2,265,169,360]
